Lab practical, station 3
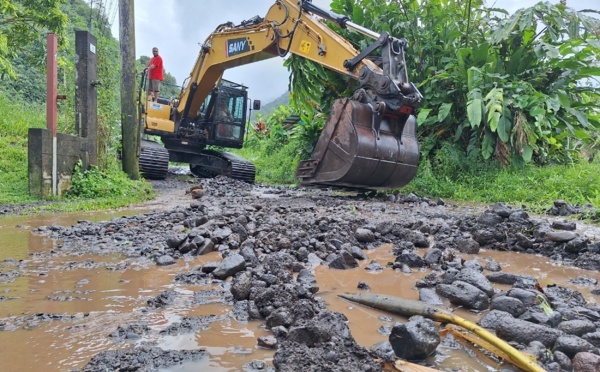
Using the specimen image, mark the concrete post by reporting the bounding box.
[75,30,98,169]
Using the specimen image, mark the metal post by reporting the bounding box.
[46,33,58,196]
[246,98,252,138]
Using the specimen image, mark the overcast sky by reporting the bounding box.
[108,0,596,104]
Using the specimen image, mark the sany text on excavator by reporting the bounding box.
[138,0,423,190]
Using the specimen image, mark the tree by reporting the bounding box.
[289,0,600,165]
[0,0,67,79]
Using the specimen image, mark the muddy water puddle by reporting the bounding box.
[317,246,600,371]
[2,212,600,371]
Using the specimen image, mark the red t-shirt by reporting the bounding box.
[148,55,164,81]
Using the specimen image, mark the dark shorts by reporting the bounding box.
[149,79,160,91]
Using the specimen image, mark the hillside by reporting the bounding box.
[250,91,290,123]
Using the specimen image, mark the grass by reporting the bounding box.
[0,96,45,205]
[403,157,600,211]
[234,136,302,185]
[0,93,156,213]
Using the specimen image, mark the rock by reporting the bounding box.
[285,311,350,347]
[212,253,246,280]
[477,211,504,226]
[231,271,253,301]
[328,250,359,270]
[239,245,259,267]
[506,288,541,307]
[496,317,562,348]
[515,232,534,248]
[553,334,596,358]
[354,228,375,243]
[347,245,368,260]
[423,248,443,265]
[455,238,480,254]
[565,238,588,253]
[519,309,563,328]
[483,260,501,272]
[508,209,529,221]
[572,352,600,372]
[357,281,371,291]
[257,335,277,349]
[544,286,587,308]
[166,234,187,249]
[196,239,215,256]
[546,231,577,242]
[266,308,293,329]
[365,260,383,272]
[389,316,440,360]
[201,260,220,273]
[486,272,534,286]
[582,331,600,347]
[490,296,525,318]
[454,268,494,297]
[435,280,490,311]
[491,203,512,218]
[553,350,572,371]
[551,220,576,231]
[418,288,444,306]
[557,319,596,337]
[297,269,319,294]
[155,255,176,266]
[395,251,426,268]
[370,341,395,364]
[404,193,420,203]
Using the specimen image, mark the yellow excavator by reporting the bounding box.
[138,0,423,190]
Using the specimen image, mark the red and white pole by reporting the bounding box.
[46,33,58,196]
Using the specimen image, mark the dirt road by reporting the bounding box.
[2,172,600,371]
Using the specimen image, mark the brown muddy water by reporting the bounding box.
[1,210,600,371]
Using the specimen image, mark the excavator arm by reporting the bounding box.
[179,0,420,120]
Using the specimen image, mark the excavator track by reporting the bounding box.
[139,140,169,180]
[189,150,256,183]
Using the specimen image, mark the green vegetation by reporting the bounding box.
[402,144,600,209]
[0,0,598,217]
[0,96,45,205]
[0,0,155,212]
[321,0,600,166]
[236,0,600,213]
[0,93,154,211]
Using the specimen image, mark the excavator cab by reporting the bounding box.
[199,80,248,148]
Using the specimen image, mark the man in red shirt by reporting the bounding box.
[143,47,164,102]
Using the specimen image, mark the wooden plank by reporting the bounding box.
[394,360,443,372]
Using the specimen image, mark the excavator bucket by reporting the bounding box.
[295,98,419,190]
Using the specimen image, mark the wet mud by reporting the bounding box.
[1,171,600,371]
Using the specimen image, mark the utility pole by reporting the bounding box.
[119,0,140,179]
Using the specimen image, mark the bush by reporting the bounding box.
[66,160,154,200]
